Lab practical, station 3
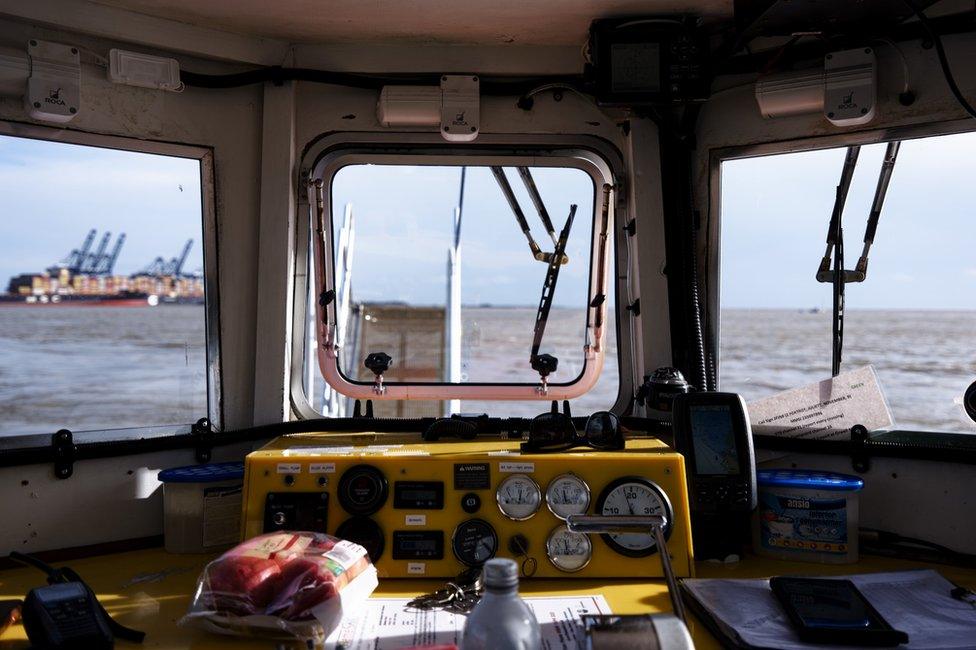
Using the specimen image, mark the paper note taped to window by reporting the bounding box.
[748,366,893,439]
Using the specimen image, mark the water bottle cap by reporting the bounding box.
[482,557,519,589]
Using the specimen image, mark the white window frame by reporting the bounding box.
[290,132,633,414]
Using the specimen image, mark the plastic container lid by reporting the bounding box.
[757,469,864,492]
[158,461,244,484]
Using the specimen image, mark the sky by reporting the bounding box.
[331,164,597,309]
[3,128,972,311]
[0,135,203,284]
[721,131,976,310]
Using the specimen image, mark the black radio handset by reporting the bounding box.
[9,551,145,649]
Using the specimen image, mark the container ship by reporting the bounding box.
[0,230,205,307]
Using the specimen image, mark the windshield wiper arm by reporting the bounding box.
[517,167,558,246]
[815,141,901,376]
[530,204,577,388]
[491,166,567,264]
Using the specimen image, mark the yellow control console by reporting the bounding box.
[242,433,694,579]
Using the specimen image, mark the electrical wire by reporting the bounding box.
[900,0,976,119]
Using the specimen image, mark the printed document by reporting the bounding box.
[325,594,611,649]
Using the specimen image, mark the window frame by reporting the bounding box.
[0,121,222,451]
[290,132,632,417]
[707,117,976,429]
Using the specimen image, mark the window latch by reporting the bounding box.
[192,417,213,464]
[52,429,74,480]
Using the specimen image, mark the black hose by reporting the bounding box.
[900,0,976,120]
[687,215,710,391]
[181,67,587,97]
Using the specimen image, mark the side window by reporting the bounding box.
[0,133,212,438]
[720,131,976,433]
[297,158,620,418]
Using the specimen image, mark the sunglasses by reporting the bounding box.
[520,403,624,453]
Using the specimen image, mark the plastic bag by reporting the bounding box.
[180,531,378,643]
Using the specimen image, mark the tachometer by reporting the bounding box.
[545,473,590,519]
[546,525,592,572]
[595,477,673,557]
[496,474,542,521]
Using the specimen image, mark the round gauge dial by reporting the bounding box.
[338,464,388,515]
[546,525,592,573]
[335,516,385,563]
[496,474,542,521]
[595,477,673,557]
[452,519,499,566]
[545,473,591,519]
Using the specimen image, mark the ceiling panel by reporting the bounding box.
[89,0,731,46]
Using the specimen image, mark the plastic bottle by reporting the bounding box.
[460,558,541,650]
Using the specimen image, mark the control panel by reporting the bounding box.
[241,434,693,579]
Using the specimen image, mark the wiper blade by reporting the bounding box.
[530,204,577,383]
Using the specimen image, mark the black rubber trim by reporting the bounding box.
[1,415,973,468]
[754,429,976,465]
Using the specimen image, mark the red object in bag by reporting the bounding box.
[194,532,373,620]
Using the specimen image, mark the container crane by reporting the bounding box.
[81,232,112,273]
[53,229,96,273]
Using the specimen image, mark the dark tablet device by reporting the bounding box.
[770,577,909,646]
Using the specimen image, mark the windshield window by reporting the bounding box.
[720,131,976,433]
[0,134,209,437]
[300,162,619,418]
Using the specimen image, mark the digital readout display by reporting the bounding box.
[689,405,740,475]
[392,531,444,560]
[394,481,444,509]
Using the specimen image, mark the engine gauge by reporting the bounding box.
[546,525,592,572]
[452,518,498,566]
[496,474,542,521]
[595,477,673,557]
[545,473,590,519]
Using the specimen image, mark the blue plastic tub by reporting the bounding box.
[754,469,864,564]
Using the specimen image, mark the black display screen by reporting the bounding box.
[394,481,445,509]
[689,405,740,475]
[610,42,661,92]
[392,531,444,560]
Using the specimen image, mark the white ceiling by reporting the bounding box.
[88,0,732,46]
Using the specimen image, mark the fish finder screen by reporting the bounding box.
[610,43,661,92]
[690,405,739,475]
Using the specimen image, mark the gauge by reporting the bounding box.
[545,473,590,519]
[595,477,673,557]
[546,525,592,573]
[496,474,542,521]
[338,464,388,515]
[335,516,385,563]
[452,519,499,566]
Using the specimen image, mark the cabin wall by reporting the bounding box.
[695,32,976,553]
[0,17,673,552]
[0,17,265,552]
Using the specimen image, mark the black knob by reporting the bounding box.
[531,353,558,377]
[965,380,976,423]
[461,492,481,514]
[364,352,392,376]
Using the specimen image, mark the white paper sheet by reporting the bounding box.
[681,569,976,650]
[325,594,612,649]
[747,366,893,461]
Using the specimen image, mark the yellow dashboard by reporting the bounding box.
[242,433,694,579]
